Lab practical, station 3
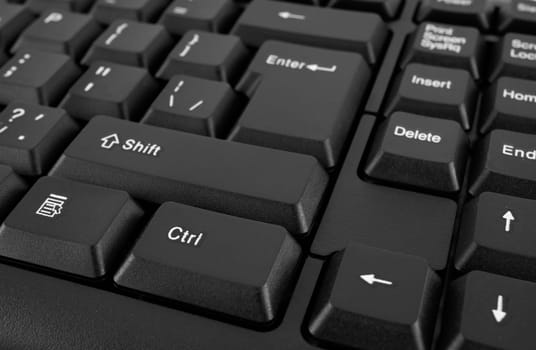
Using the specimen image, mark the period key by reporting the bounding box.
[115,202,301,325]
[365,112,468,193]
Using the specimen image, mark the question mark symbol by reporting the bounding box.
[9,108,25,123]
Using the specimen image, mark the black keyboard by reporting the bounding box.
[0,0,534,349]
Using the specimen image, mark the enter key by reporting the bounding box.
[230,40,371,168]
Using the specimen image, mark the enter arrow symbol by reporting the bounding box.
[360,274,393,286]
[492,295,507,323]
[502,211,515,232]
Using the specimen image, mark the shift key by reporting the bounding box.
[50,116,328,234]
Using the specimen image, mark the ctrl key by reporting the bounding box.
[114,202,301,325]
[307,244,442,350]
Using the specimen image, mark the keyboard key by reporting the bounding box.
[416,0,493,31]
[0,260,320,350]
[51,116,328,235]
[0,165,26,220]
[307,243,441,350]
[61,62,159,121]
[365,112,468,193]
[400,22,485,80]
[26,0,94,13]
[233,0,388,65]
[0,176,143,278]
[0,50,80,105]
[0,4,34,52]
[480,77,536,134]
[498,0,536,34]
[156,30,249,84]
[92,0,169,24]
[115,202,300,325]
[470,129,536,198]
[159,0,238,36]
[82,20,173,72]
[455,193,536,281]
[231,41,371,167]
[385,63,478,130]
[330,0,403,19]
[441,271,536,349]
[489,33,536,82]
[11,10,101,61]
[142,75,242,137]
[0,102,77,176]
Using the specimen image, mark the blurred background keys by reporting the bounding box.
[0,102,77,176]
[416,0,493,30]
[0,176,143,278]
[489,33,536,82]
[0,4,34,53]
[159,0,238,36]
[0,50,80,106]
[11,10,101,61]
[82,20,173,72]
[307,244,441,350]
[115,202,301,325]
[330,0,403,19]
[92,0,169,25]
[26,0,94,13]
[498,0,536,34]
[156,30,249,85]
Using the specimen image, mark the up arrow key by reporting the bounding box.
[360,274,393,286]
[502,211,515,232]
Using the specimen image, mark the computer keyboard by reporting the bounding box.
[0,0,534,349]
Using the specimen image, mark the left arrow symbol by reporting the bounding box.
[360,274,393,286]
[278,11,306,20]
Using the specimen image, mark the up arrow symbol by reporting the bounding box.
[502,211,515,232]
[101,133,120,149]
[492,295,507,323]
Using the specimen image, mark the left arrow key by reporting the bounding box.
[307,243,441,350]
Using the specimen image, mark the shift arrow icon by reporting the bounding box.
[360,274,393,286]
[101,133,120,149]
[502,211,515,232]
[492,295,507,323]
